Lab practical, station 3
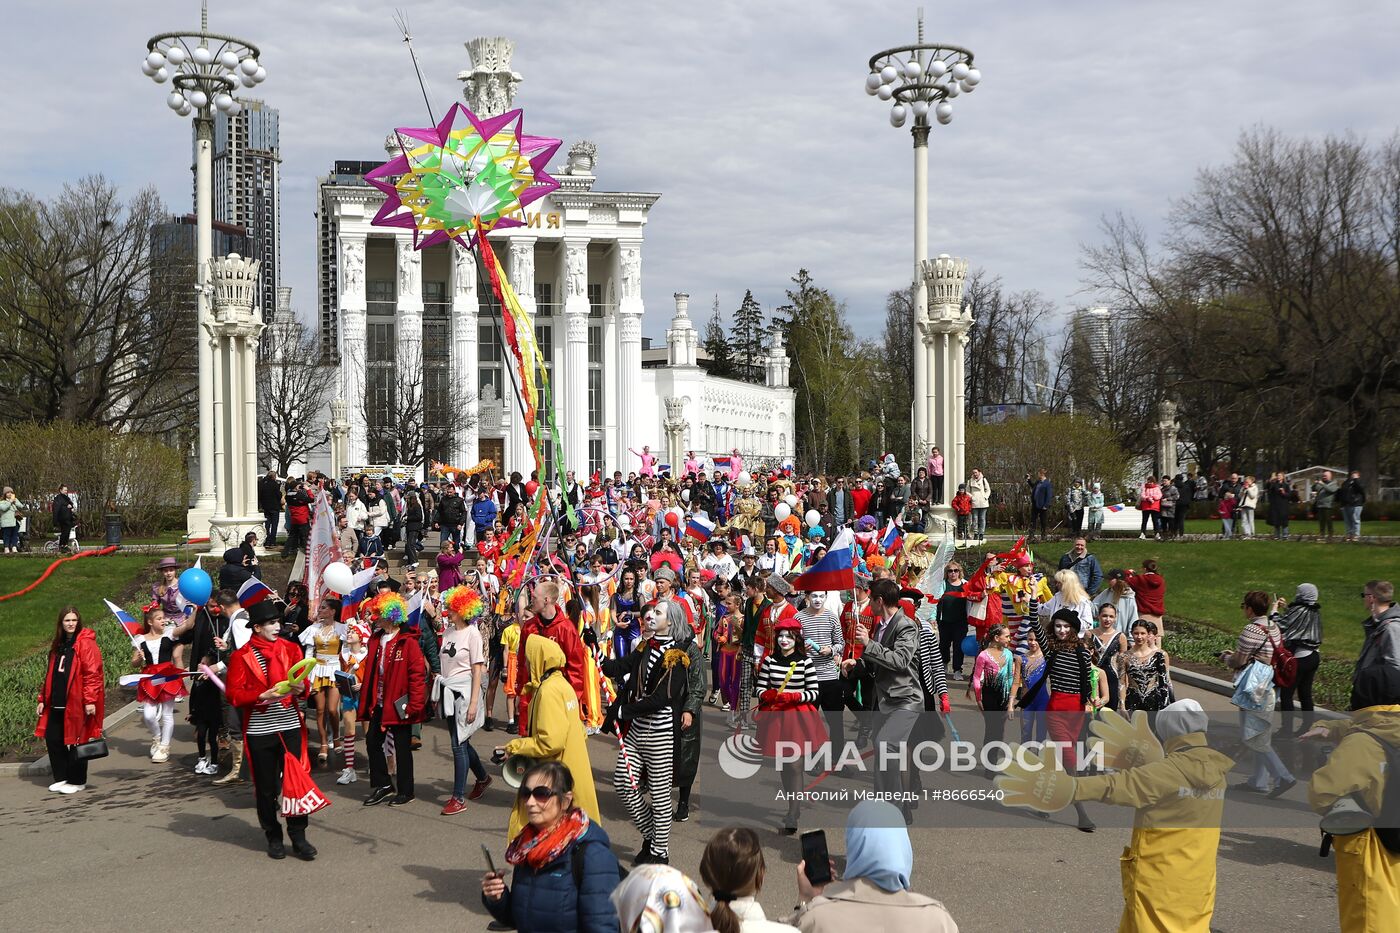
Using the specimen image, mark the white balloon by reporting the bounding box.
[681,489,690,502]
[774,503,792,523]
[805,509,821,529]
[737,471,752,485]
[323,562,353,595]
[784,495,799,508]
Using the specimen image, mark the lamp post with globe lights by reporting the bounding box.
[865,12,980,522]
[141,4,266,536]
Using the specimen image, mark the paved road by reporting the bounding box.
[2,680,1340,932]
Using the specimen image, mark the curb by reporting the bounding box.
[1170,667,1345,719]
[2,699,143,778]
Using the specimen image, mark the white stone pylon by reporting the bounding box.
[920,253,971,533]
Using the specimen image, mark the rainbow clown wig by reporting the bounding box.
[443,586,487,624]
[365,591,408,626]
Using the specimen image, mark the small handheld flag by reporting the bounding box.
[237,577,274,609]
[792,539,855,592]
[105,598,143,646]
[880,519,904,554]
[685,513,716,543]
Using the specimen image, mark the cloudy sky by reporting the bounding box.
[4,1,1398,343]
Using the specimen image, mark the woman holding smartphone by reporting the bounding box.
[481,760,620,933]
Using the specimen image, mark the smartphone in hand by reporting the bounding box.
[481,843,498,876]
[800,830,832,886]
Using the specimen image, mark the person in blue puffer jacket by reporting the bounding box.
[483,760,621,932]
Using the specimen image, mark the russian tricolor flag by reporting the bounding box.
[405,592,424,632]
[104,598,143,645]
[340,566,379,622]
[685,513,716,542]
[237,577,274,609]
[1107,503,1126,513]
[793,533,855,592]
[880,519,904,554]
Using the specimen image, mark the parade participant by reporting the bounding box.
[840,573,877,746]
[359,592,429,807]
[150,557,188,619]
[1092,570,1139,636]
[224,600,319,860]
[968,623,1017,766]
[36,607,104,794]
[798,590,845,753]
[187,608,225,776]
[672,607,706,823]
[988,552,1052,657]
[1089,604,1128,712]
[299,600,345,766]
[1038,569,1096,636]
[515,581,590,735]
[336,614,366,785]
[601,600,690,865]
[630,444,658,479]
[611,566,644,659]
[936,561,970,679]
[756,613,824,833]
[700,826,800,933]
[434,586,492,815]
[757,536,782,574]
[1026,606,1097,831]
[737,574,771,730]
[996,701,1232,933]
[436,538,465,591]
[500,613,523,733]
[483,760,620,933]
[502,631,603,841]
[1120,620,1173,713]
[132,604,193,763]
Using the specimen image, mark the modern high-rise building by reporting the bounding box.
[1072,306,1113,370]
[197,98,281,319]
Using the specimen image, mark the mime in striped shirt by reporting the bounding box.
[754,615,822,834]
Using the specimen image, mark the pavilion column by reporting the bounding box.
[395,237,424,474]
[338,234,368,465]
[450,246,480,467]
[562,237,590,475]
[616,239,644,463]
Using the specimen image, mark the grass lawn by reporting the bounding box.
[0,552,158,757]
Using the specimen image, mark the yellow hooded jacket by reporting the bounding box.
[1308,704,1400,933]
[504,635,601,841]
[1073,732,1233,933]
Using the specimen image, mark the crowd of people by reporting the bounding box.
[30,450,1400,932]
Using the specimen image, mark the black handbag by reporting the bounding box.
[73,735,109,760]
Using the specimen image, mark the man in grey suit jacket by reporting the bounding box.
[843,579,923,809]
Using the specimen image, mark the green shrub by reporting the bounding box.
[0,421,189,538]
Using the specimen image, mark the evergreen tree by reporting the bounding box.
[703,294,734,377]
[730,288,766,382]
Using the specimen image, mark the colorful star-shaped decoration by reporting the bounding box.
[366,103,562,249]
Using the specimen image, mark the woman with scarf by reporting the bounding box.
[501,635,601,841]
[611,864,715,933]
[601,600,690,866]
[482,760,621,933]
[434,586,492,816]
[36,607,105,794]
[225,600,318,860]
[789,800,958,931]
[755,614,825,834]
[1274,582,1323,734]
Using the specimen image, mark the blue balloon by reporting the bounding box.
[178,567,212,606]
[961,634,980,658]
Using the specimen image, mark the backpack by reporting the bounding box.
[1266,629,1297,689]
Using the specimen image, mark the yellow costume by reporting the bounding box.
[305,626,344,691]
[1308,704,1400,933]
[504,636,601,840]
[500,622,522,697]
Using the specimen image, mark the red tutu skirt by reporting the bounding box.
[137,663,188,703]
[756,703,828,758]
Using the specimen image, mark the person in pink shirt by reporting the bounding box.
[927,447,945,504]
[629,445,656,478]
[729,448,744,481]
[683,450,701,478]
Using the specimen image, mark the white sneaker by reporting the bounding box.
[58,783,85,794]
[336,768,357,785]
[194,757,209,774]
[152,745,170,763]
[48,781,67,792]
[201,760,219,775]
[149,738,160,759]
[1138,533,1147,540]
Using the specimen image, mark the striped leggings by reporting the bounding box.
[739,658,754,716]
[615,723,674,858]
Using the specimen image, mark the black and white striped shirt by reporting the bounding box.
[1028,617,1091,701]
[754,653,819,705]
[246,647,303,736]
[635,639,675,732]
[915,620,949,700]
[797,608,845,682]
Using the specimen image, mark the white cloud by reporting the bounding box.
[4,0,1397,344]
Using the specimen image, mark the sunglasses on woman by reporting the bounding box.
[517,784,564,802]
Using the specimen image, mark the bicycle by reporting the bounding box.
[44,526,80,555]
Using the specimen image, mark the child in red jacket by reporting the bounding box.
[357,592,429,807]
[951,484,974,540]
[1218,490,1237,539]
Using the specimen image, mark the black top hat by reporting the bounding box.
[245,601,282,628]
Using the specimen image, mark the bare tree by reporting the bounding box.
[256,317,338,475]
[963,270,1054,414]
[356,339,477,470]
[0,177,195,434]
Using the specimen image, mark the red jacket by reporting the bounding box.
[35,628,105,745]
[226,635,308,731]
[515,609,589,735]
[1126,571,1167,617]
[358,629,430,725]
[951,492,973,517]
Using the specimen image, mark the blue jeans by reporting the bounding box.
[1221,518,1233,539]
[263,510,280,546]
[0,526,17,549]
[971,507,988,539]
[449,714,487,800]
[1343,506,1362,538]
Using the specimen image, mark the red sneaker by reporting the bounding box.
[469,776,493,801]
[441,797,467,816]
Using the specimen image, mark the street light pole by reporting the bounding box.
[141,2,266,535]
[865,11,982,520]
